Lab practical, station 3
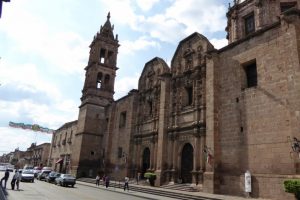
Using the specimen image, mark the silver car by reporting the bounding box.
[55,174,76,187]
[21,169,34,182]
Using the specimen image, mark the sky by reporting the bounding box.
[0,0,233,154]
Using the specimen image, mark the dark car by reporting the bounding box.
[37,170,51,180]
[20,169,34,182]
[55,174,76,187]
[46,172,60,183]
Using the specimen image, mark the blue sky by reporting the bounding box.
[0,0,233,154]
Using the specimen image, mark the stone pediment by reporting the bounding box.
[171,32,214,76]
[138,57,170,91]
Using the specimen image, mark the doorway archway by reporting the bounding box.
[181,143,193,183]
[142,147,150,178]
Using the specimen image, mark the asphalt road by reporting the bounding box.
[0,171,175,200]
[7,181,150,200]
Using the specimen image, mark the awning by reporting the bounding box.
[56,158,63,164]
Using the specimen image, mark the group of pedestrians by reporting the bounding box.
[95,174,110,188]
[95,174,129,191]
[1,169,21,190]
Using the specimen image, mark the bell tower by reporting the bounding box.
[72,12,119,177]
[81,12,119,106]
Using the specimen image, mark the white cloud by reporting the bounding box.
[0,60,78,129]
[0,1,89,75]
[99,0,143,28]
[0,127,52,154]
[142,14,186,43]
[0,61,61,101]
[0,99,77,129]
[165,0,226,34]
[210,38,228,49]
[114,73,140,99]
[99,0,227,44]
[136,0,160,11]
[120,36,161,55]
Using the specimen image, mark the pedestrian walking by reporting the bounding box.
[11,170,18,190]
[95,174,100,186]
[105,176,110,188]
[15,170,21,190]
[1,169,9,189]
[124,176,129,191]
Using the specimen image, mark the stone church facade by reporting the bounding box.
[49,1,300,199]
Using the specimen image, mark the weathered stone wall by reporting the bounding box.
[106,92,137,180]
[217,16,300,199]
[49,121,77,175]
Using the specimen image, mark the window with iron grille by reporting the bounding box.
[244,13,255,35]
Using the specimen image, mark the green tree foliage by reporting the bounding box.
[284,180,300,200]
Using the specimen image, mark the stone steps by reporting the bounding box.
[77,178,219,200]
[161,183,201,192]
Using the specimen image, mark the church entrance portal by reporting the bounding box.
[181,143,193,183]
[142,148,150,178]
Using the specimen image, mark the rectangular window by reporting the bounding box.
[118,147,123,158]
[281,2,297,13]
[119,111,127,128]
[244,13,255,35]
[186,87,193,106]
[245,62,257,88]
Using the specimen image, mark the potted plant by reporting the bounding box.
[144,172,156,186]
[284,180,300,200]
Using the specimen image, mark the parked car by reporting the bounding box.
[37,170,51,180]
[55,174,76,187]
[23,164,34,170]
[20,169,34,182]
[0,166,6,171]
[41,167,52,171]
[33,166,42,178]
[45,172,60,183]
[7,166,14,172]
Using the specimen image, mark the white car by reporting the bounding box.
[21,169,34,182]
[33,167,42,178]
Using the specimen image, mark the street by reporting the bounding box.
[0,172,175,200]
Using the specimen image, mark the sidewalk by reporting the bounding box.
[76,179,271,200]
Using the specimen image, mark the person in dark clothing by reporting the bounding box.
[124,176,129,191]
[11,170,17,190]
[1,169,9,189]
[105,176,110,188]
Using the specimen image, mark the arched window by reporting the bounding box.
[100,48,106,63]
[97,72,103,89]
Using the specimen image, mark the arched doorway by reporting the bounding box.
[142,148,150,178]
[181,143,193,183]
